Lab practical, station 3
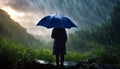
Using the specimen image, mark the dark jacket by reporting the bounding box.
[51,28,67,55]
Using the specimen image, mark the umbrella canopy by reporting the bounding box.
[37,14,77,29]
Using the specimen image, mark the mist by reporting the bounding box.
[1,0,120,69]
[0,0,118,41]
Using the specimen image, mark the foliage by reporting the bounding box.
[98,46,120,64]
[0,37,35,69]
[0,37,112,69]
[91,1,120,46]
[34,48,55,62]
[0,9,44,48]
[0,36,120,69]
[67,30,92,52]
[67,1,120,68]
[68,1,120,51]
[0,1,120,69]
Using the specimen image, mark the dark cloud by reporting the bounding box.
[45,0,118,29]
[2,0,119,29]
[3,0,45,12]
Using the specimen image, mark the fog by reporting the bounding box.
[0,0,118,41]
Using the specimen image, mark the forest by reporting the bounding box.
[0,1,120,69]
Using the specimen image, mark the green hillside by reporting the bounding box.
[91,2,120,46]
[0,9,44,48]
[68,1,120,51]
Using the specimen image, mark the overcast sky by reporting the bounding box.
[0,0,117,40]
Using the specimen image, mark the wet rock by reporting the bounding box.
[17,59,82,69]
[86,59,116,69]
[17,59,116,69]
[28,59,56,69]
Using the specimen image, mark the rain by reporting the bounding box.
[0,0,120,69]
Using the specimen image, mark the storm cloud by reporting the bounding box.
[0,0,118,40]
[2,0,118,27]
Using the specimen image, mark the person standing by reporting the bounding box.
[51,28,67,67]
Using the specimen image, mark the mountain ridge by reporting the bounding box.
[0,9,44,48]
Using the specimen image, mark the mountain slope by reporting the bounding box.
[67,1,120,51]
[0,9,44,48]
[91,1,120,45]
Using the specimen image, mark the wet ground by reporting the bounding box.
[28,59,80,69]
[16,59,116,69]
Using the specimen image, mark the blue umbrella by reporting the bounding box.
[37,14,77,29]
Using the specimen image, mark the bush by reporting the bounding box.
[0,38,35,69]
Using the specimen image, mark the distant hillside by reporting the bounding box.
[91,1,120,46]
[0,9,44,48]
[68,1,120,51]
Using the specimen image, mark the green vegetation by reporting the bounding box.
[0,1,120,69]
[68,0,120,56]
[67,1,120,68]
[0,37,120,69]
[0,37,35,69]
[0,9,44,48]
[68,1,120,51]
[0,37,104,69]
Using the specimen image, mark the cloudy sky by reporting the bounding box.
[0,0,117,40]
[0,0,54,39]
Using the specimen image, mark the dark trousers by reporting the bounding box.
[56,55,64,66]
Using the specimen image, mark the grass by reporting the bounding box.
[0,37,120,69]
[34,48,55,62]
[0,38,35,69]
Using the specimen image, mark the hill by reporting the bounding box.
[91,1,120,46]
[0,9,44,48]
[68,1,120,51]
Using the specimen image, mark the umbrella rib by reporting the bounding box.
[47,15,54,28]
